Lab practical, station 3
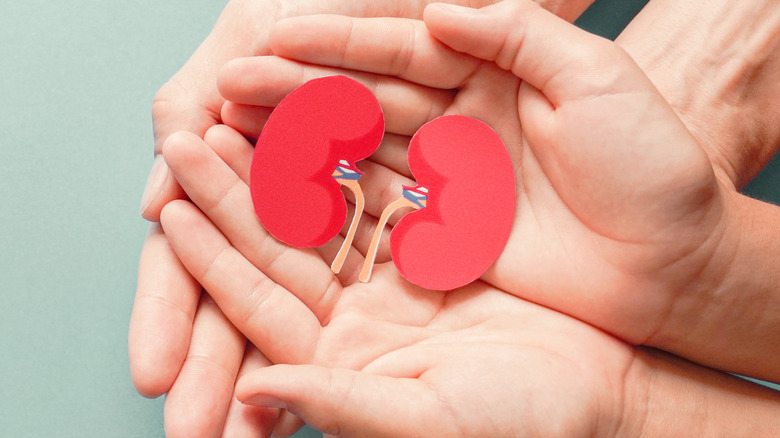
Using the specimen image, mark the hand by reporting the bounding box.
[159,134,780,438]
[255,0,780,382]
[157,84,780,438]
[130,0,599,432]
[140,0,597,218]
[135,0,780,434]
[159,0,780,433]
[615,1,780,379]
[616,0,780,189]
[161,183,635,437]
[162,185,780,437]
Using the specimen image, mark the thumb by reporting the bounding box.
[141,0,275,220]
[423,0,640,106]
[237,365,459,437]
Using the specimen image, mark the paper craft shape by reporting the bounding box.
[250,75,384,273]
[360,115,516,290]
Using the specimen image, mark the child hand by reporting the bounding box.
[250,0,780,383]
[135,0,595,404]
[158,128,780,438]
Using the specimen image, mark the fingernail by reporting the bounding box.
[430,3,474,15]
[140,156,167,215]
[243,394,287,409]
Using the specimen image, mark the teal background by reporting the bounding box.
[0,0,776,436]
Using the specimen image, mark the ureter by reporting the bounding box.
[359,197,419,283]
[331,179,364,274]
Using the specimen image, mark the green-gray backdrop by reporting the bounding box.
[1,0,777,436]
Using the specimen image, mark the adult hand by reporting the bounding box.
[134,0,780,434]
[254,0,780,382]
[130,0,598,407]
[159,129,780,438]
[613,0,780,381]
[616,0,780,189]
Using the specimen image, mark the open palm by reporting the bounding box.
[138,0,780,435]
[159,131,637,436]
[236,284,639,438]
[220,1,727,350]
[158,2,755,435]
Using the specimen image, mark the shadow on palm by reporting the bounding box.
[160,115,643,436]
[162,185,635,437]
[234,9,728,347]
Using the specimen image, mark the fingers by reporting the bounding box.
[205,124,413,193]
[152,83,221,156]
[616,0,780,188]
[160,200,321,365]
[218,56,453,136]
[217,107,414,182]
[264,1,608,93]
[425,0,720,241]
[270,412,306,438]
[139,156,188,221]
[205,125,366,280]
[219,102,273,144]
[336,202,391,264]
[352,159,417,228]
[145,0,258,218]
[186,124,400,286]
[423,0,639,106]
[129,224,200,398]
[208,126,349,280]
[369,133,412,179]
[142,78,222,221]
[221,346,280,438]
[268,15,480,89]
[163,294,245,438]
[236,365,454,438]
[162,131,341,321]
[315,229,368,286]
[203,124,254,183]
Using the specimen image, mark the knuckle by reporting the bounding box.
[151,80,185,122]
[312,275,341,323]
[239,275,278,325]
[200,174,243,215]
[184,353,234,380]
[389,21,418,77]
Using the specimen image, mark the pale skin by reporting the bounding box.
[616,0,780,189]
[164,186,780,437]
[130,0,595,405]
[160,128,780,437]
[132,0,595,435]
[251,0,780,380]
[159,124,780,437]
[158,1,780,436]
[131,0,780,435]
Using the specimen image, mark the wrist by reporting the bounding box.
[617,348,780,438]
[616,348,706,438]
[617,0,780,188]
[649,190,780,383]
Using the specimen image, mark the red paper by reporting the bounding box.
[250,76,384,247]
[390,115,516,290]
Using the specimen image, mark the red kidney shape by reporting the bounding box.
[250,76,384,247]
[390,115,516,290]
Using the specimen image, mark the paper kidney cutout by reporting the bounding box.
[360,115,516,290]
[250,76,384,248]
